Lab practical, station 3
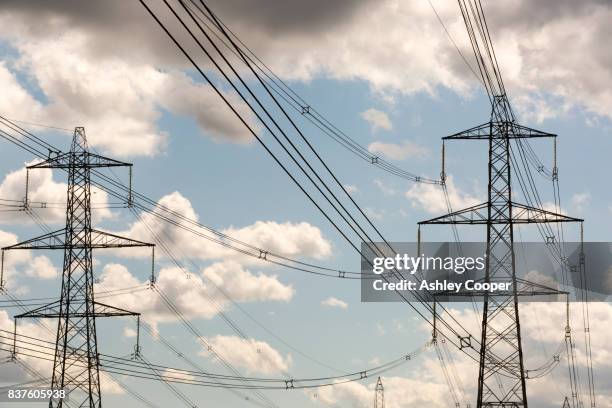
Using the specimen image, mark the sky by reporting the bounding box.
[0,0,611,407]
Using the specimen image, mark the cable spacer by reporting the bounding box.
[459,335,472,350]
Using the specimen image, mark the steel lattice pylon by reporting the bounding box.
[374,377,384,408]
[3,127,154,408]
[476,96,527,406]
[420,95,582,407]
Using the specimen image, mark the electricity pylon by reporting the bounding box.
[2,127,154,407]
[419,95,582,407]
[562,396,571,408]
[374,376,384,408]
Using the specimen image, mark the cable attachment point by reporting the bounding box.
[301,106,310,115]
[47,149,60,160]
[371,156,379,164]
[258,250,268,260]
[285,379,295,389]
[459,335,472,350]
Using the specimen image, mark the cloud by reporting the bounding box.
[321,296,348,309]
[0,6,257,157]
[373,179,397,196]
[22,255,58,279]
[113,191,332,263]
[368,141,428,161]
[160,368,195,383]
[1,0,612,130]
[95,261,294,329]
[123,327,137,338]
[360,109,392,132]
[405,175,481,214]
[224,220,332,260]
[364,207,384,221]
[202,260,294,303]
[0,229,58,285]
[571,192,591,212]
[344,184,359,195]
[200,335,292,375]
[314,376,450,408]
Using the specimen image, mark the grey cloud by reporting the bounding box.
[1,0,611,126]
[0,0,372,63]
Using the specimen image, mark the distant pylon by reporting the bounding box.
[374,377,385,408]
[3,127,154,407]
[562,396,571,408]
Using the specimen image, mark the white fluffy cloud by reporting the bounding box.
[344,184,359,195]
[200,335,292,375]
[96,261,293,329]
[368,141,428,161]
[0,0,610,148]
[203,260,294,302]
[22,255,58,280]
[0,229,58,285]
[405,175,481,214]
[0,12,257,157]
[360,109,392,132]
[321,296,348,309]
[571,192,591,212]
[313,376,450,408]
[113,191,332,263]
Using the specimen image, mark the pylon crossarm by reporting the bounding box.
[15,300,139,319]
[418,202,488,225]
[28,152,132,169]
[91,301,140,317]
[0,229,154,251]
[90,229,154,248]
[443,122,556,141]
[444,122,491,140]
[14,300,61,318]
[1,229,65,250]
[511,203,583,224]
[510,123,557,139]
[432,278,568,299]
[418,201,583,225]
[514,278,569,296]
